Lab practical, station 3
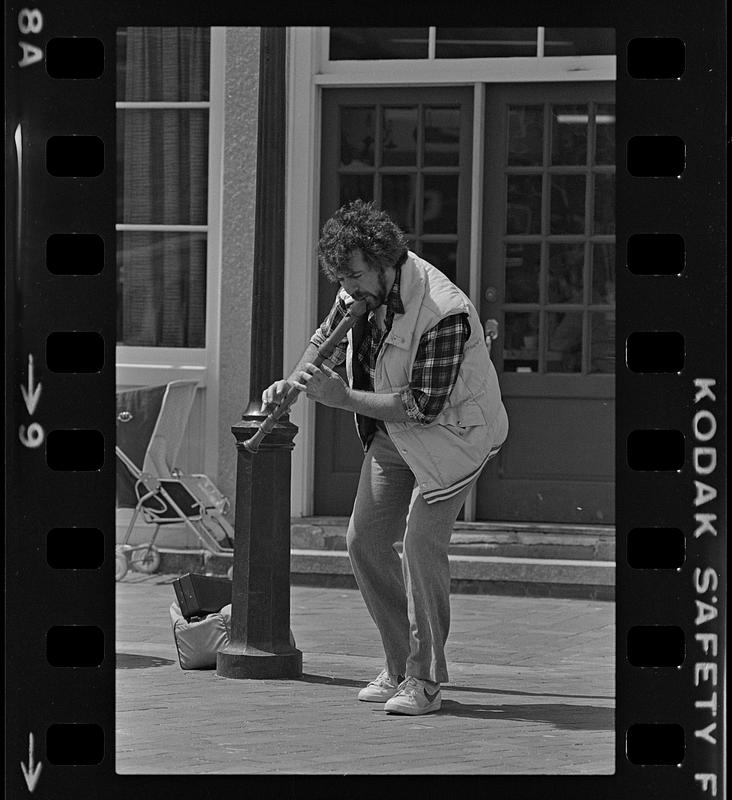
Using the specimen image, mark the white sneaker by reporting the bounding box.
[384,676,442,715]
[357,669,404,702]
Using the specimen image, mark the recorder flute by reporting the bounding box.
[242,298,368,453]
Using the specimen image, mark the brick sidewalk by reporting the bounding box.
[116,579,614,774]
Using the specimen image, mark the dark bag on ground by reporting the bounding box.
[173,572,232,619]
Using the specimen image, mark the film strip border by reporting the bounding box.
[6,3,117,795]
[4,5,726,799]
[616,19,726,799]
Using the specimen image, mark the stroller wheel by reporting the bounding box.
[115,550,129,582]
[130,545,161,574]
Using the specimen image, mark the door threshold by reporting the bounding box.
[296,516,615,536]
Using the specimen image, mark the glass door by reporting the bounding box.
[477,82,616,523]
[316,86,474,515]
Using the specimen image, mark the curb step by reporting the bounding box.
[292,518,616,562]
[290,549,614,601]
[146,546,614,601]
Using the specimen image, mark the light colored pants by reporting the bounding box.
[346,430,477,684]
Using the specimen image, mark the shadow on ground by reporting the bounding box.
[299,673,613,702]
[438,699,614,730]
[300,673,364,689]
[301,674,613,731]
[117,653,177,669]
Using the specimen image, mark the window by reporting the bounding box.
[116,27,211,348]
[329,28,615,61]
[329,28,429,60]
[500,102,616,374]
[333,93,472,286]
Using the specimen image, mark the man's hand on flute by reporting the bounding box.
[291,363,348,409]
[260,378,297,414]
[259,296,369,419]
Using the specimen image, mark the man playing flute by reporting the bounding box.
[262,200,508,716]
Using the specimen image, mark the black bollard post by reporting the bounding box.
[216,27,302,679]
[216,416,302,678]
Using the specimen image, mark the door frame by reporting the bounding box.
[284,27,616,518]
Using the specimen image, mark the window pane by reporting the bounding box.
[436,28,538,58]
[595,103,616,165]
[340,107,375,167]
[118,109,209,225]
[340,174,374,206]
[592,243,615,303]
[423,175,459,234]
[507,105,544,166]
[550,174,586,234]
[594,173,615,234]
[419,241,458,283]
[547,311,583,372]
[424,107,460,167]
[503,311,539,373]
[505,243,540,302]
[116,27,210,101]
[382,107,418,166]
[381,175,416,233]
[506,174,542,234]
[329,28,428,60]
[548,244,585,303]
[551,104,589,165]
[117,232,207,347]
[590,310,616,373]
[544,28,616,56]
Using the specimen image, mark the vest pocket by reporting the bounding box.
[439,401,486,428]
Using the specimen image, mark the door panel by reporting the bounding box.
[315,87,474,516]
[498,398,614,478]
[476,83,616,523]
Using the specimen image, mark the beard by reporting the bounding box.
[364,271,389,308]
[352,268,391,309]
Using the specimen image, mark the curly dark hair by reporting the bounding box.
[318,200,409,283]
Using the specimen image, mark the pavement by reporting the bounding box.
[116,574,615,775]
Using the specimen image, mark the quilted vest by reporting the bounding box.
[344,252,509,503]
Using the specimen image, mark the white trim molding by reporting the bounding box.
[116,224,208,233]
[203,26,227,479]
[116,362,207,387]
[116,101,210,109]
[286,27,323,517]
[315,56,615,86]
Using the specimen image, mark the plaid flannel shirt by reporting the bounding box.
[310,266,469,424]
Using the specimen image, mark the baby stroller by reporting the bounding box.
[115,380,234,581]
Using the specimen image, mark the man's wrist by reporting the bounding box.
[341,386,356,413]
[340,387,409,422]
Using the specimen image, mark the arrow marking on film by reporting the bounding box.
[21,732,42,793]
[21,354,42,415]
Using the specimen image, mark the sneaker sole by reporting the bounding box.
[385,698,442,716]
[358,691,399,703]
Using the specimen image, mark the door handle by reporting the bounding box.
[484,318,499,355]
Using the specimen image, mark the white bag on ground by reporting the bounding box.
[169,601,232,669]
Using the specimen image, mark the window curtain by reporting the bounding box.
[118,27,210,347]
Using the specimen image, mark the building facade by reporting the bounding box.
[116,27,616,533]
